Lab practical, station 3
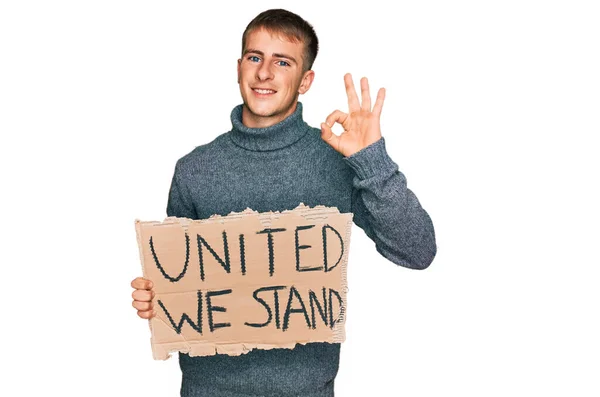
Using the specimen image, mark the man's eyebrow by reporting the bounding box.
[243,48,298,64]
[273,53,297,63]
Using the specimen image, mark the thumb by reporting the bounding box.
[320,122,340,150]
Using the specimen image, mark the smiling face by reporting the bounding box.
[237,28,315,128]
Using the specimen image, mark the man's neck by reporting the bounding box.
[241,102,299,129]
[229,101,309,152]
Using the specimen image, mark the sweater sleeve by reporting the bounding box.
[343,137,437,270]
[166,159,198,219]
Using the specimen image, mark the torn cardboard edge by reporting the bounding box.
[137,203,348,229]
[151,339,346,361]
[135,203,353,360]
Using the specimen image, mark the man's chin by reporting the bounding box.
[244,103,278,118]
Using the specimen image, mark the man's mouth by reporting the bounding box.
[253,88,277,95]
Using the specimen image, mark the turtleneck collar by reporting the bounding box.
[228,102,311,152]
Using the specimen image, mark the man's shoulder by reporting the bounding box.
[174,132,230,172]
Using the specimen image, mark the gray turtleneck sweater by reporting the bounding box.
[166,102,436,397]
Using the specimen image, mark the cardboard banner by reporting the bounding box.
[135,203,353,360]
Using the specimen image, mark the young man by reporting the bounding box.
[131,8,436,397]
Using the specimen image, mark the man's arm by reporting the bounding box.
[344,137,436,269]
[320,74,436,269]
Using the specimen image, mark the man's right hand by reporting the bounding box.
[131,277,155,319]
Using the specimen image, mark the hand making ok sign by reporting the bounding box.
[320,73,386,157]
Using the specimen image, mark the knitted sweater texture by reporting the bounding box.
[166,102,436,397]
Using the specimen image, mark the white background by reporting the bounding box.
[1,0,599,396]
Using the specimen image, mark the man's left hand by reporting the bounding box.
[320,73,386,157]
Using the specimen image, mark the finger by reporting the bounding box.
[137,310,156,319]
[131,277,153,290]
[320,122,341,152]
[344,73,360,112]
[325,110,348,129]
[360,77,371,111]
[372,87,386,118]
[132,300,153,311]
[132,289,154,302]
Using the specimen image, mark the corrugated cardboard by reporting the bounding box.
[135,203,353,360]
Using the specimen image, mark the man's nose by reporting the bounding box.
[256,61,274,81]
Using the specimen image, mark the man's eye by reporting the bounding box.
[248,56,260,62]
[277,60,290,67]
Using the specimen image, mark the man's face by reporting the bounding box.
[237,28,314,128]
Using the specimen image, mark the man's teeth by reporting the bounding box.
[254,89,275,94]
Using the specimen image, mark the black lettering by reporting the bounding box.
[308,288,328,329]
[328,288,344,328]
[239,234,246,275]
[323,225,344,272]
[295,225,322,272]
[206,289,232,332]
[245,285,286,328]
[197,231,231,281]
[283,286,311,331]
[149,233,189,282]
[256,228,286,276]
[157,290,203,334]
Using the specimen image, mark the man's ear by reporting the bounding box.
[237,59,241,84]
[298,70,315,94]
